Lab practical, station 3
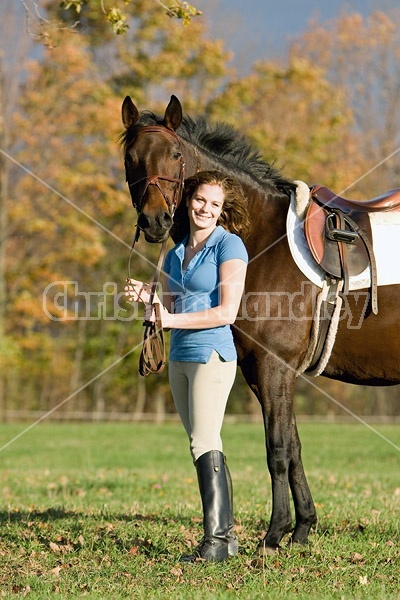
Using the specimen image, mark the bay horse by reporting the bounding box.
[120,95,400,554]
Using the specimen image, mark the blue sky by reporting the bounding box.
[203,0,399,72]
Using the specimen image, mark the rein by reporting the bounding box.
[139,239,168,377]
[126,125,186,376]
[127,230,168,376]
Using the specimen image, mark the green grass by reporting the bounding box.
[0,421,398,598]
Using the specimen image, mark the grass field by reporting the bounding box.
[0,421,398,599]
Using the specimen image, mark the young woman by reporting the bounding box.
[125,170,250,562]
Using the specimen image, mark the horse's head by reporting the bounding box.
[121,95,185,243]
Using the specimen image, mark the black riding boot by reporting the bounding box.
[181,450,231,562]
[224,456,238,557]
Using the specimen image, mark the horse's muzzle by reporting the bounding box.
[138,210,172,243]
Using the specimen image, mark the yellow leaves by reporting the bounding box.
[62,1,84,14]
[208,53,354,185]
[57,0,202,38]
[165,2,202,26]
[107,7,129,35]
[289,9,400,188]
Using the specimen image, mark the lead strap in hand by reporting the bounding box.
[138,240,168,377]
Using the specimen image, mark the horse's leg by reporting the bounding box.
[241,355,295,553]
[288,417,317,544]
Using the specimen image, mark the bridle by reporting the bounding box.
[125,125,185,214]
[125,125,186,376]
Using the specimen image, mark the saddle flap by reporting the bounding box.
[304,200,371,278]
[304,201,326,265]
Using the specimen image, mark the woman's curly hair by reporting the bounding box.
[170,170,251,243]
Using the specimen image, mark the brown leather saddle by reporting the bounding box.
[304,185,400,315]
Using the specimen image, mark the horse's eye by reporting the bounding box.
[173,151,183,160]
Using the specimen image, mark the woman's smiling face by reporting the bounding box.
[187,184,225,232]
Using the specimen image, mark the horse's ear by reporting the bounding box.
[122,96,139,129]
[164,95,182,131]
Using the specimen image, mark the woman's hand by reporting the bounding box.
[124,278,161,305]
[144,303,171,327]
[124,278,172,328]
[125,278,170,326]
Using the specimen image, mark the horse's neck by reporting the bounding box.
[247,184,289,224]
[182,138,290,241]
[182,140,221,173]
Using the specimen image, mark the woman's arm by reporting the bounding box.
[158,258,247,330]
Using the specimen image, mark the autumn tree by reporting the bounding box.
[4,2,400,419]
[20,0,202,41]
[291,10,400,195]
[42,0,232,113]
[5,1,232,417]
[207,56,358,190]
[8,36,137,414]
[0,1,34,416]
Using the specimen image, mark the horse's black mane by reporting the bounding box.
[121,110,295,196]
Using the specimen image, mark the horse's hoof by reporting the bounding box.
[250,543,280,568]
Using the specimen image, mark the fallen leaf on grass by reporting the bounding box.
[11,586,30,595]
[128,537,153,556]
[98,487,112,496]
[359,575,368,585]
[351,552,364,563]
[170,566,183,578]
[191,516,202,524]
[49,541,73,554]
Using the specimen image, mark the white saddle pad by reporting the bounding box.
[286,192,400,290]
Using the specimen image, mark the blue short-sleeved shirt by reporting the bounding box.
[163,226,248,363]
